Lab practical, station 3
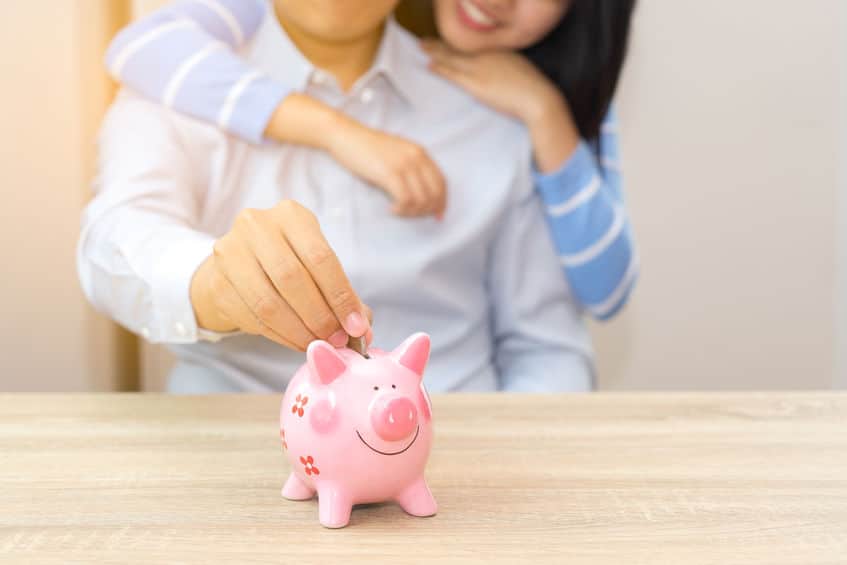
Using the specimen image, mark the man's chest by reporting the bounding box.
[206,115,522,237]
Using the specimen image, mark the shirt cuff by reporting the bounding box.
[149,232,216,344]
[226,75,290,144]
[532,141,598,206]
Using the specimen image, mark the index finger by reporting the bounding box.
[278,206,371,338]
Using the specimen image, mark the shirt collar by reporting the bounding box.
[367,16,420,108]
[250,13,421,108]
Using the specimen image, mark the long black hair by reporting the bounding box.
[522,0,637,140]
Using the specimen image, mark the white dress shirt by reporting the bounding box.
[78,15,594,392]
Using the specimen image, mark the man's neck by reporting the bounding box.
[275,7,385,92]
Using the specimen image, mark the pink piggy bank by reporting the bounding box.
[279,332,437,528]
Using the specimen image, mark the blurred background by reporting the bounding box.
[1,0,844,392]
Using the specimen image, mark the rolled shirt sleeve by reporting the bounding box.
[78,91,224,344]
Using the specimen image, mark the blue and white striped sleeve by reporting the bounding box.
[105,0,287,144]
[533,107,639,321]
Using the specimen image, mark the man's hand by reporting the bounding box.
[190,200,372,351]
[328,118,447,219]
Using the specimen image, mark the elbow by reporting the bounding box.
[75,215,121,320]
[584,262,639,322]
[590,295,629,322]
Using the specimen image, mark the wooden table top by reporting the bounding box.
[1,393,845,564]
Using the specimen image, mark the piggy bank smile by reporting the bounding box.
[356,425,420,455]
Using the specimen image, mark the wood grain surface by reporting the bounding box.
[1,393,845,564]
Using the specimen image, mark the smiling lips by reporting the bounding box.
[356,426,420,456]
[457,0,499,31]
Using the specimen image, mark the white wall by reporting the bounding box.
[837,0,847,389]
[0,2,134,392]
[0,3,86,390]
[593,0,843,389]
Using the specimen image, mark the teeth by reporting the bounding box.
[461,0,496,26]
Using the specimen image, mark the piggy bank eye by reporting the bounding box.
[373,386,379,391]
[391,384,396,389]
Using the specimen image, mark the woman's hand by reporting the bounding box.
[422,40,580,174]
[265,94,446,219]
[328,118,447,219]
[421,40,560,125]
[190,200,372,352]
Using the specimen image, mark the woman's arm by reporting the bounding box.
[106,0,340,149]
[106,0,283,143]
[424,43,638,320]
[532,107,639,320]
[106,0,447,217]
[106,0,352,162]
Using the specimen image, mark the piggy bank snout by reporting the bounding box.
[371,397,418,442]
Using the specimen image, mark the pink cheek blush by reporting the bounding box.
[309,397,339,435]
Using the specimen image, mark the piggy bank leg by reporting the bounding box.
[317,486,353,529]
[395,476,437,517]
[281,472,315,501]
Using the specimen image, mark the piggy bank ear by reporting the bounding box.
[307,341,347,385]
[390,333,430,380]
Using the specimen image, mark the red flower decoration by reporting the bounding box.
[300,455,320,476]
[291,394,309,417]
[280,429,287,450]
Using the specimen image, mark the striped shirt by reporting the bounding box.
[105,0,638,320]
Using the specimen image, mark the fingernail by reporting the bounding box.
[345,312,368,337]
[365,328,373,345]
[328,329,348,347]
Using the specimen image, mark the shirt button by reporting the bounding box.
[140,327,151,340]
[175,322,187,337]
[360,88,374,104]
